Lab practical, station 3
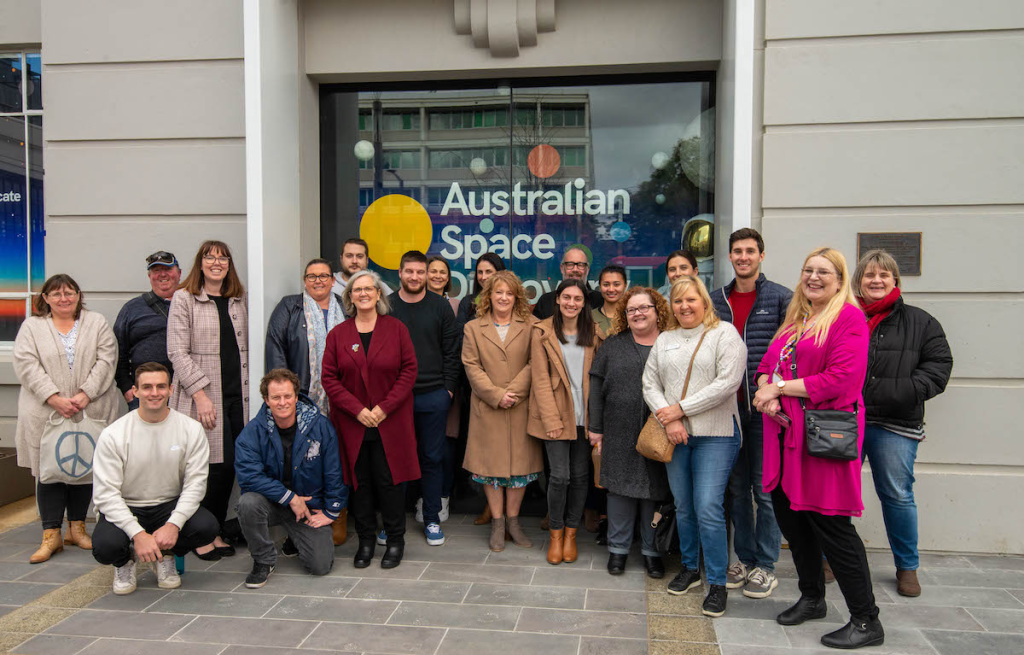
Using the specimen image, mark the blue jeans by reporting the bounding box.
[414,388,452,525]
[665,424,741,586]
[862,424,919,571]
[728,410,781,571]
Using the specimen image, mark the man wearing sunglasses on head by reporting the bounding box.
[113,251,181,409]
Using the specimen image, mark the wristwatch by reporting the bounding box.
[776,379,787,394]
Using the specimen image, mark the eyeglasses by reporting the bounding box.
[562,261,589,270]
[46,290,79,300]
[304,273,333,283]
[203,255,231,265]
[351,286,377,296]
[801,268,837,279]
[146,251,177,266]
[626,304,655,316]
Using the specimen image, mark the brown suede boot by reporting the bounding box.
[505,516,532,548]
[896,569,921,597]
[489,517,506,552]
[540,513,550,531]
[563,527,579,563]
[30,529,64,564]
[332,509,348,546]
[64,520,93,550]
[546,529,564,565]
[474,505,492,526]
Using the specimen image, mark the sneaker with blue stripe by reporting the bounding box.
[425,522,445,546]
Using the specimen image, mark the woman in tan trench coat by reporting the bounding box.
[462,271,541,552]
[529,279,602,565]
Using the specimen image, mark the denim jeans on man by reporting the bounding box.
[862,424,919,571]
[728,407,781,571]
[414,388,452,525]
[665,422,741,586]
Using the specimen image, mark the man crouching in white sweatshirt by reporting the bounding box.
[92,362,218,595]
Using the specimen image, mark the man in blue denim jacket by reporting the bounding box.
[235,369,347,587]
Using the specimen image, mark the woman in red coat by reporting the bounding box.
[322,270,418,570]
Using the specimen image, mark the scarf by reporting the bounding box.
[303,291,344,415]
[858,287,901,334]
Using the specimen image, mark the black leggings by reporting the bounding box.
[200,397,244,533]
[37,481,92,530]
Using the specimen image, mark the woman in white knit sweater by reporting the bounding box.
[643,276,746,618]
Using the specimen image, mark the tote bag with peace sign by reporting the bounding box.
[39,412,105,485]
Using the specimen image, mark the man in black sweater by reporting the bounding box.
[389,251,460,546]
[112,251,181,409]
[533,246,603,319]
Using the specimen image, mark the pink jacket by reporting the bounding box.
[758,303,868,516]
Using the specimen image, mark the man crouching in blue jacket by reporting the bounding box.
[235,368,348,588]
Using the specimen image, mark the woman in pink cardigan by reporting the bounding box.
[753,247,883,650]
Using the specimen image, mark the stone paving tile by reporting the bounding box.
[0,525,45,544]
[222,647,359,655]
[10,634,97,655]
[877,603,984,631]
[37,547,100,565]
[1008,588,1024,604]
[45,608,196,639]
[921,629,1022,655]
[0,561,37,581]
[400,540,489,565]
[866,552,972,571]
[649,641,722,655]
[964,555,1024,572]
[78,638,225,655]
[578,636,649,655]
[648,614,720,643]
[138,569,242,592]
[174,616,319,648]
[714,617,790,647]
[0,581,61,605]
[388,600,520,630]
[517,606,646,638]
[884,583,1024,609]
[720,645,834,655]
[145,589,284,618]
[303,622,446,654]
[330,559,429,580]
[0,604,16,617]
[787,624,937,655]
[532,567,646,591]
[87,589,170,611]
[922,567,1024,589]
[240,572,359,597]
[346,577,469,602]
[963,606,1024,633]
[420,562,535,584]
[266,596,398,623]
[485,540,595,568]
[435,628,579,655]
[647,590,703,616]
[0,543,32,560]
[464,581,584,609]
[17,564,101,584]
[584,588,646,612]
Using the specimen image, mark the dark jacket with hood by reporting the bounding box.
[265,293,344,393]
[235,393,347,519]
[711,273,792,410]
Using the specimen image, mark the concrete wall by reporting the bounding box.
[760,0,1024,553]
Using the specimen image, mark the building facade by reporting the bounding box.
[0,0,1021,554]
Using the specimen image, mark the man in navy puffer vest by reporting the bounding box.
[710,228,792,600]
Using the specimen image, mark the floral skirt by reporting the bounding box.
[472,472,540,489]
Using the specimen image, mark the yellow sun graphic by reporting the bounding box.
[359,195,433,270]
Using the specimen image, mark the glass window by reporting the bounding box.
[0,55,22,113]
[25,53,41,110]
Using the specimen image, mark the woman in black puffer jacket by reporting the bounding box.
[853,250,952,599]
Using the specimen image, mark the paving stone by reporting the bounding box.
[397,540,489,565]
[647,590,703,616]
[266,596,398,623]
[40,547,101,565]
[787,624,937,654]
[649,639,722,654]
[0,604,15,617]
[436,628,578,655]
[885,584,1024,609]
[922,629,1023,655]
[10,634,97,655]
[713,617,790,647]
[1008,588,1024,605]
[420,562,534,584]
[0,581,61,605]
[463,582,584,609]
[0,633,34,653]
[0,605,77,634]
[0,525,46,544]
[877,603,984,631]
[963,607,1024,633]
[222,648,359,655]
[578,636,648,655]
[32,582,112,610]
[517,607,646,639]
[720,646,833,655]
[648,614,717,642]
[866,552,971,571]
[964,555,1024,572]
[532,567,646,591]
[303,622,445,654]
[486,541,594,568]
[584,588,646,612]
[77,638,225,655]
[87,589,170,611]
[175,616,318,648]
[45,609,196,639]
[347,577,469,602]
[329,559,429,580]
[145,589,284,618]
[0,543,32,560]
[388,600,520,630]
[0,561,37,581]
[140,569,242,592]
[16,563,99,584]
[923,567,1024,589]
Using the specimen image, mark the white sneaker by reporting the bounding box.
[156,552,181,589]
[726,561,749,589]
[439,496,450,523]
[415,498,424,524]
[113,558,137,595]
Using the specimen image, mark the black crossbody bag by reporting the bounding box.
[791,358,860,462]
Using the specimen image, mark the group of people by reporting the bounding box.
[12,228,952,650]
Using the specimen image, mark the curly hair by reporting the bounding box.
[475,270,532,320]
[610,286,673,336]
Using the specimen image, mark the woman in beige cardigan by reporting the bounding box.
[13,274,123,563]
[462,271,540,552]
[529,279,602,565]
[168,240,249,560]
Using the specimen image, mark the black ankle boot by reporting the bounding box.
[643,555,665,579]
[353,541,375,569]
[381,543,404,569]
[821,616,884,649]
[776,596,828,626]
[607,553,627,575]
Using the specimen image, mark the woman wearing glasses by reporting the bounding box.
[14,274,123,563]
[168,240,249,560]
[752,248,882,649]
[589,287,673,578]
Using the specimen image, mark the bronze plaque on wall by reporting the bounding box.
[857,232,922,276]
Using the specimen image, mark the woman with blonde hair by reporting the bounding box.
[168,240,249,560]
[462,271,540,551]
[643,275,746,617]
[753,247,883,649]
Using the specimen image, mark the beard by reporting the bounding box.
[401,278,426,294]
